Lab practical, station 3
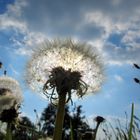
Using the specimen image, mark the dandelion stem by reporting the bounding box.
[53,93,66,140]
[5,123,12,140]
[70,119,74,140]
[93,122,100,140]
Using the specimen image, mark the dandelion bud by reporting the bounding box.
[94,116,105,124]
[4,70,7,75]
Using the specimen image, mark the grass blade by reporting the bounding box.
[128,103,134,140]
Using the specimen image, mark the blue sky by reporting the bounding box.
[0,0,140,125]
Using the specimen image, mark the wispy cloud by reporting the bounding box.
[14,47,32,56]
[114,74,123,82]
[1,0,140,62]
[9,64,20,76]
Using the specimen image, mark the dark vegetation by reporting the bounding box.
[0,103,140,140]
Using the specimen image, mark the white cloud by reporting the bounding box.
[85,11,113,36]
[22,32,47,47]
[102,41,140,65]
[84,4,140,65]
[7,0,27,17]
[0,0,48,56]
[0,14,27,32]
[0,0,27,32]
[14,47,32,56]
[1,0,140,63]
[114,75,123,82]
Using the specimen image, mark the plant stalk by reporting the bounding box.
[6,123,12,140]
[53,93,66,140]
[128,103,134,140]
[93,122,100,140]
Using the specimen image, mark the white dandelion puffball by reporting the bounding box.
[26,39,104,95]
[0,76,22,113]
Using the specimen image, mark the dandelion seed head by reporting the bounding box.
[0,76,22,112]
[26,39,104,97]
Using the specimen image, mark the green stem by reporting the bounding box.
[70,119,74,140]
[6,123,12,140]
[128,103,134,140]
[53,93,66,140]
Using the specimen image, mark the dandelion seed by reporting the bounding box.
[26,39,104,101]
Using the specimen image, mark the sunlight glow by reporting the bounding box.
[26,39,104,96]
